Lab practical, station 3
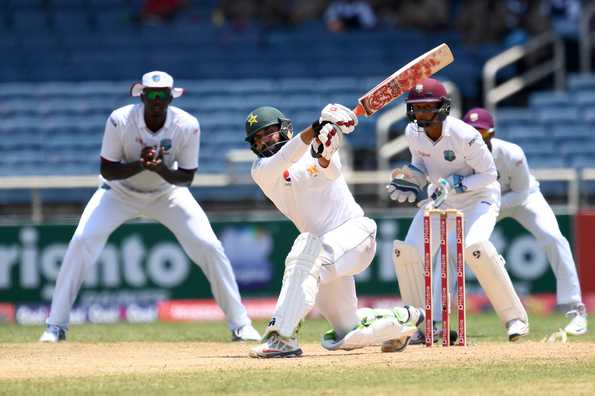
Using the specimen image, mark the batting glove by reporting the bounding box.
[320,103,358,134]
[311,123,343,160]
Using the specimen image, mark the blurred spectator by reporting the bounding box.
[393,0,449,31]
[140,0,187,24]
[547,0,581,37]
[216,0,257,31]
[261,0,328,27]
[324,0,377,32]
[502,0,550,46]
[456,0,512,44]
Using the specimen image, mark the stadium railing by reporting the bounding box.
[0,167,587,223]
[483,31,566,115]
[580,1,595,74]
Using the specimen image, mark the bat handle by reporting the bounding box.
[353,103,365,118]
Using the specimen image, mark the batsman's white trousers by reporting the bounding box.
[46,185,251,330]
[498,191,582,306]
[314,216,377,339]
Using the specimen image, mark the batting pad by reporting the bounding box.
[265,233,322,338]
[393,240,425,310]
[321,316,418,351]
[465,241,528,324]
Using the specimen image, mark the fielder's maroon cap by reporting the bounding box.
[406,78,448,103]
[463,108,494,130]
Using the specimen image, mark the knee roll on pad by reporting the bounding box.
[265,233,323,338]
[465,241,528,324]
[393,240,425,309]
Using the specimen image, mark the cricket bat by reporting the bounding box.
[353,43,454,117]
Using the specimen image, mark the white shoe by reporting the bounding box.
[564,304,587,336]
[39,325,66,343]
[506,319,529,342]
[231,324,261,342]
[249,332,302,358]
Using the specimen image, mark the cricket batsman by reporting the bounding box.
[244,104,423,358]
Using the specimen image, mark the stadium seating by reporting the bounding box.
[1,1,591,204]
[0,0,498,99]
[495,73,595,196]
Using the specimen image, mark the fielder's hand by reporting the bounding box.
[320,103,358,134]
[311,123,343,160]
[140,146,164,171]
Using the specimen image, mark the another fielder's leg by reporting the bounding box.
[512,192,586,335]
[150,188,258,340]
[40,187,136,342]
[464,201,529,341]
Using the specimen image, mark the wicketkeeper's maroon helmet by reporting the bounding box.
[406,78,451,127]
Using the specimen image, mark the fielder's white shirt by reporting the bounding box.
[100,104,200,195]
[405,116,500,207]
[491,137,539,210]
[251,135,364,236]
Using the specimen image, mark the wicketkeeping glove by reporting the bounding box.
[387,179,421,203]
[320,103,358,134]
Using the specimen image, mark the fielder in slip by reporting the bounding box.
[244,105,423,358]
[40,71,260,343]
[463,107,587,336]
[386,78,529,344]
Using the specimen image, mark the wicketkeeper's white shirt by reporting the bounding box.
[405,115,500,208]
[251,136,364,236]
[100,104,200,196]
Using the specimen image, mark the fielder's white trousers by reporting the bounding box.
[314,216,377,338]
[47,185,251,330]
[498,191,582,306]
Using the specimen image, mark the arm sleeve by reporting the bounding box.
[500,150,531,209]
[461,135,497,191]
[319,153,342,181]
[406,127,428,175]
[100,114,124,162]
[177,120,200,170]
[251,134,309,181]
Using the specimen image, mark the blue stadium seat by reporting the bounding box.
[51,0,88,7]
[560,142,595,156]
[568,74,595,92]
[574,91,595,108]
[495,108,533,126]
[552,125,591,140]
[12,9,50,33]
[529,92,570,108]
[496,126,548,141]
[52,9,92,34]
[537,107,580,125]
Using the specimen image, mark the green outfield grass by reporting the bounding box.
[1,313,594,396]
[1,311,592,343]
